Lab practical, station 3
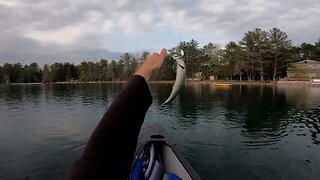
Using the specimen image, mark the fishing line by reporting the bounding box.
[175,10,182,45]
[159,0,183,49]
[157,0,187,105]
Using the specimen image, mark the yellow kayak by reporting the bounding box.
[212,83,232,87]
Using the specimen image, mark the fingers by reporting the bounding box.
[159,48,167,60]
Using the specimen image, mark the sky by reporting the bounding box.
[0,0,319,65]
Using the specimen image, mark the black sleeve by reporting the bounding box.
[66,75,152,180]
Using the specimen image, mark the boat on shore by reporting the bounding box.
[130,123,201,180]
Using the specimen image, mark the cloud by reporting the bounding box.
[0,0,319,65]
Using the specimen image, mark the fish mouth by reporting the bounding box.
[178,64,185,69]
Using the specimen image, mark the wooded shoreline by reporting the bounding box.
[1,27,319,85]
[3,80,317,86]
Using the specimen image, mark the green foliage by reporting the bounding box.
[203,43,224,80]
[50,63,65,82]
[3,63,13,83]
[224,41,244,80]
[0,62,41,83]
[120,53,138,80]
[22,63,42,83]
[151,55,176,80]
[240,28,270,81]
[99,59,112,81]
[49,63,77,82]
[268,28,292,80]
[42,64,51,83]
[298,43,319,60]
[0,65,3,83]
[177,40,202,78]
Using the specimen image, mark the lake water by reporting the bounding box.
[0,83,319,180]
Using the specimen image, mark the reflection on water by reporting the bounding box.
[0,83,320,179]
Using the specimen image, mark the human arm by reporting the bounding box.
[66,48,167,179]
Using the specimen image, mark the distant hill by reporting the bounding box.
[0,47,123,66]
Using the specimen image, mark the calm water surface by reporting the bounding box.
[0,83,319,180]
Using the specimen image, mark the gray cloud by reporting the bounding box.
[0,0,319,65]
[162,0,320,43]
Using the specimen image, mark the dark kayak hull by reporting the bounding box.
[132,122,201,180]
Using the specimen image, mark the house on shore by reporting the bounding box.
[287,60,320,80]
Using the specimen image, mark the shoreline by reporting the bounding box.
[1,80,318,85]
[1,80,318,86]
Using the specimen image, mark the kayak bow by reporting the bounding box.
[130,122,201,180]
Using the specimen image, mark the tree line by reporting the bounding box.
[0,27,319,83]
